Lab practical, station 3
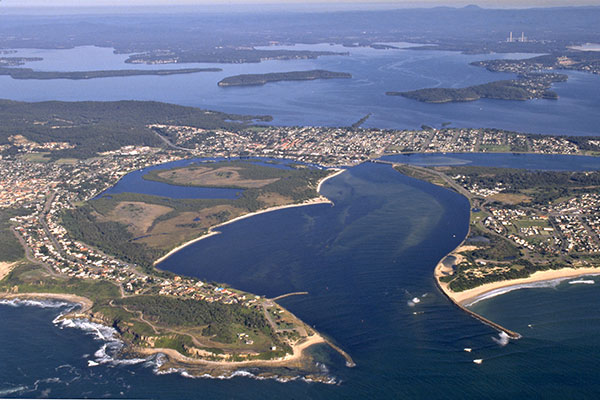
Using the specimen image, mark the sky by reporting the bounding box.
[2,0,600,8]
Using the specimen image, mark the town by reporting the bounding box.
[1,123,599,308]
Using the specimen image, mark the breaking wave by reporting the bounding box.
[150,354,336,384]
[0,386,28,396]
[1,296,336,384]
[569,279,595,285]
[0,298,74,309]
[466,279,567,306]
[492,331,510,347]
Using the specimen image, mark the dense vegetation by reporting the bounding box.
[446,166,600,204]
[61,205,164,269]
[0,208,28,262]
[0,262,121,303]
[466,225,521,261]
[218,70,352,87]
[0,100,271,159]
[0,67,221,80]
[448,259,566,292]
[115,295,275,344]
[62,161,329,267]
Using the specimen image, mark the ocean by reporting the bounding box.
[3,156,600,398]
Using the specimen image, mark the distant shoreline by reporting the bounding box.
[217,70,352,87]
[153,168,345,266]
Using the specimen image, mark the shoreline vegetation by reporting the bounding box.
[154,168,344,266]
[388,73,567,103]
[435,246,600,338]
[0,291,354,373]
[0,155,351,378]
[0,67,222,80]
[217,70,352,87]
[391,162,600,338]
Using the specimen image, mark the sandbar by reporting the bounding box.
[154,168,345,265]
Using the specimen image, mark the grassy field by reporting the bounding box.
[62,161,330,267]
[149,164,280,189]
[0,263,290,359]
[488,193,532,205]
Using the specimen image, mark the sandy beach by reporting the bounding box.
[0,292,94,312]
[153,168,345,265]
[0,262,17,281]
[435,256,600,306]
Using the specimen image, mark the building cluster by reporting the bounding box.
[8,134,74,152]
[543,194,600,254]
[452,175,506,198]
[3,146,266,309]
[150,124,592,167]
[479,193,600,256]
[3,123,599,311]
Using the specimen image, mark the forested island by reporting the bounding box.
[218,70,352,87]
[388,73,567,103]
[0,67,221,80]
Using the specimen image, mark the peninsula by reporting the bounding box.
[0,67,221,80]
[393,163,600,336]
[218,70,352,87]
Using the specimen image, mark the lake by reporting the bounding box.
[3,44,600,136]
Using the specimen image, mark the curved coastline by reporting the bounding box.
[0,292,93,313]
[0,291,354,371]
[435,247,600,339]
[153,168,345,266]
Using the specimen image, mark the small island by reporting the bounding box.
[218,70,352,87]
[387,73,567,103]
[0,67,221,80]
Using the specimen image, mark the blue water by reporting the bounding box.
[383,152,600,170]
[3,44,600,136]
[4,159,600,398]
[99,157,311,199]
[3,42,600,398]
[99,158,240,199]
